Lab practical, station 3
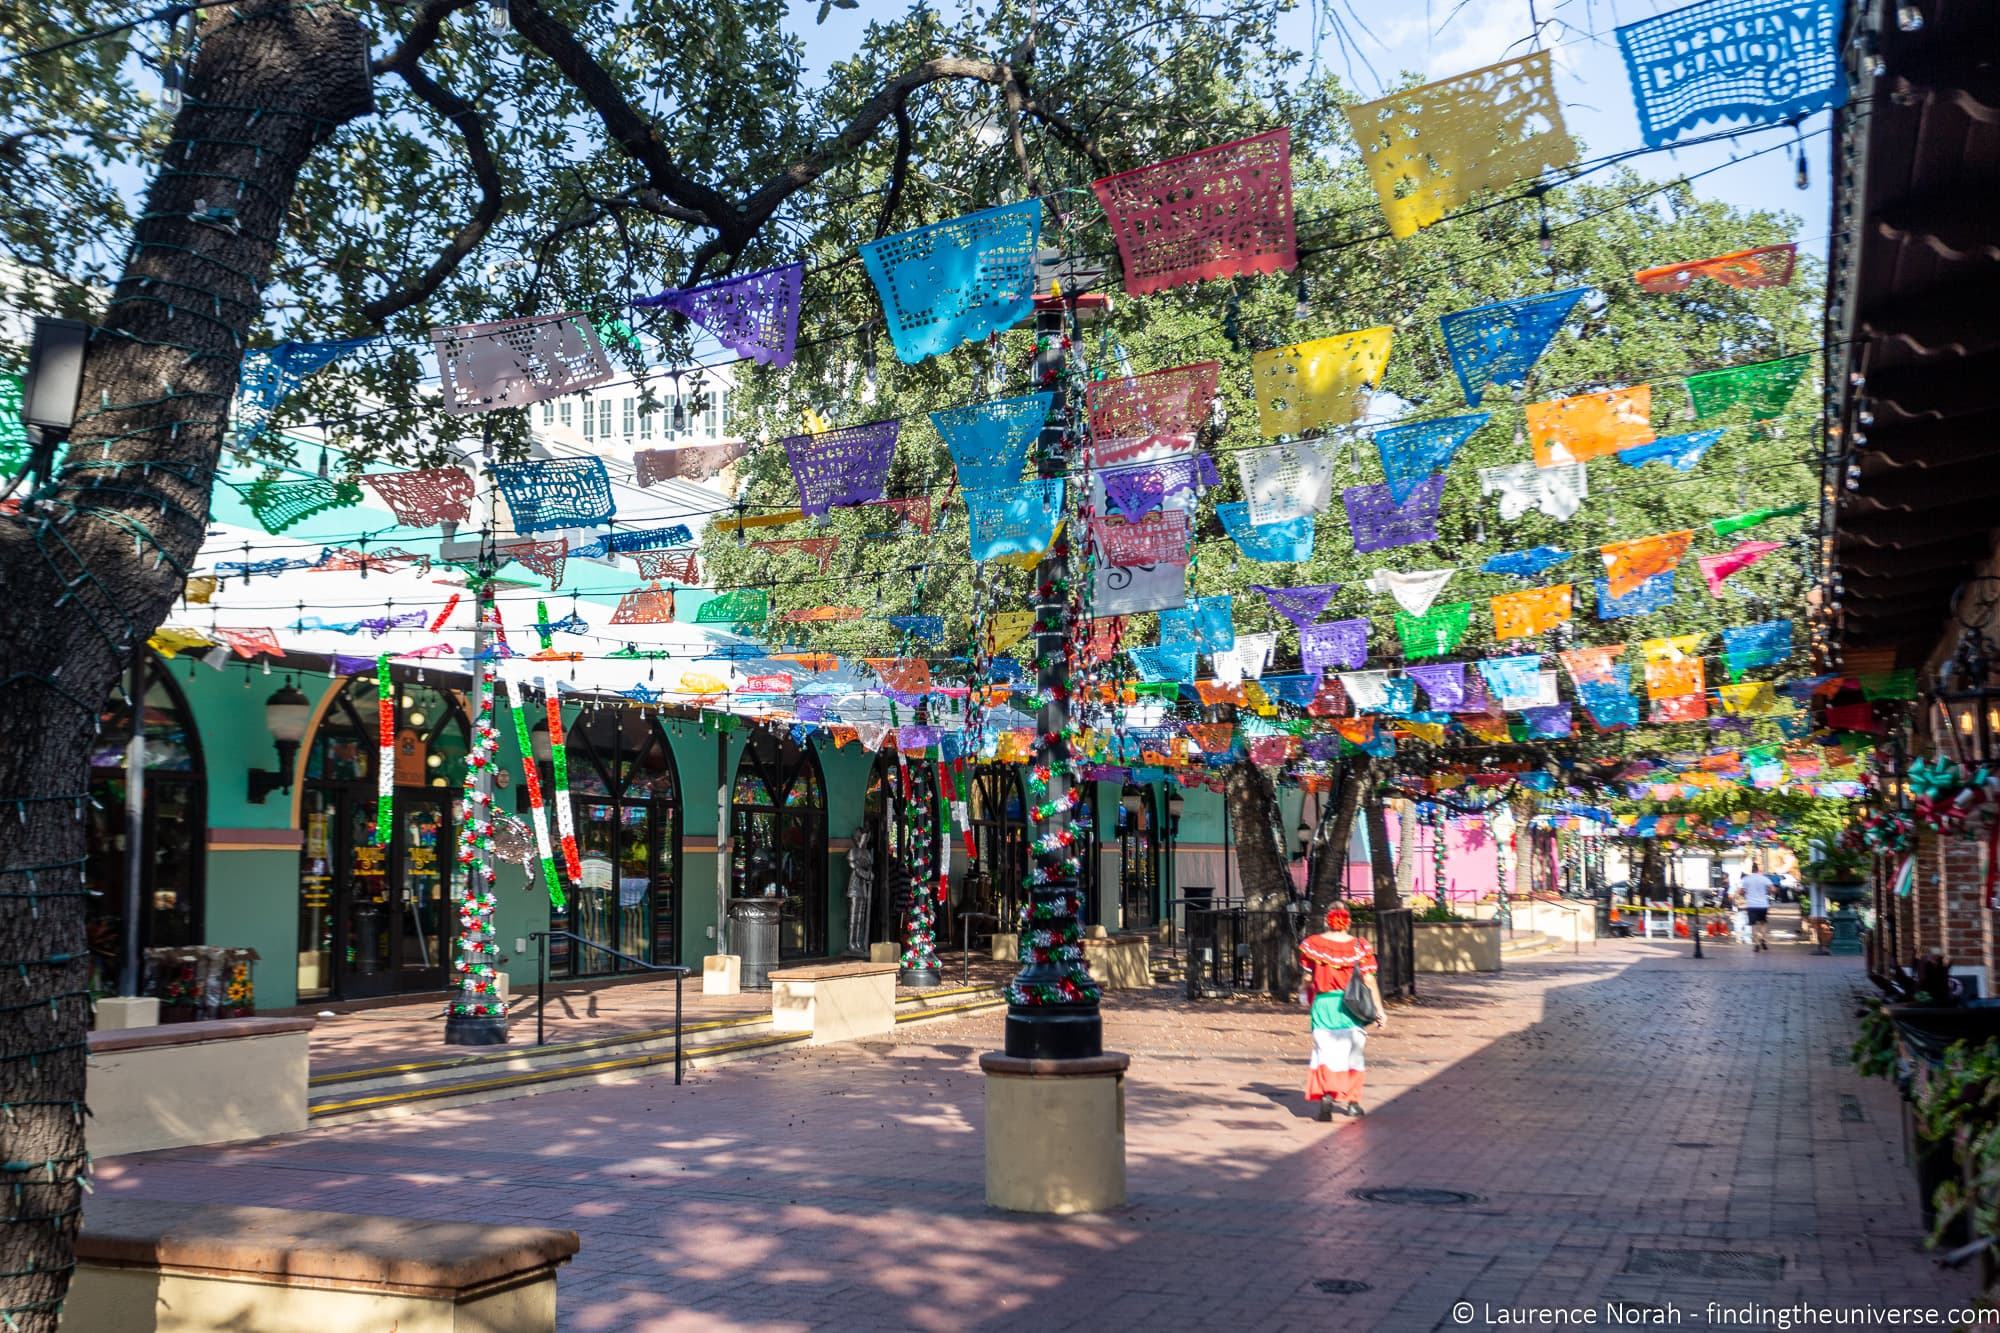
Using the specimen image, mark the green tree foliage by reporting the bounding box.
[708,69,1822,783]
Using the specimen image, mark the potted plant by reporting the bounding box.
[1807,843,1871,957]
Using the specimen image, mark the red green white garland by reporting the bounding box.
[452,662,503,1018]
[542,676,583,882]
[374,653,394,845]
[504,673,566,909]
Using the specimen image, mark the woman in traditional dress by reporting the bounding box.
[1298,905,1385,1120]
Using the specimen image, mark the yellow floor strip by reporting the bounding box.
[308,1012,770,1087]
[307,1033,805,1118]
[895,995,1007,1024]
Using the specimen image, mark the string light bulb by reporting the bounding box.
[486,0,510,31]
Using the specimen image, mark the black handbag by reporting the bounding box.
[1339,967,1380,1026]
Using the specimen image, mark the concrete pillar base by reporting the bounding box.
[702,955,741,995]
[94,997,159,1031]
[980,1052,1130,1214]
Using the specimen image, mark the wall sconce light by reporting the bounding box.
[247,681,311,803]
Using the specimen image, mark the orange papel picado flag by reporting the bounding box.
[1526,385,1653,467]
[1490,584,1573,641]
[1641,633,1704,699]
[1601,530,1693,599]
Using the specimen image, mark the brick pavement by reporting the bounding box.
[95,936,1969,1331]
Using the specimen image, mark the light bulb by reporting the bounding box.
[486,0,510,30]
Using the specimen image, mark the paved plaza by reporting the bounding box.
[96,936,1967,1330]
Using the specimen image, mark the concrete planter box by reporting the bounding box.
[1413,920,1502,973]
[769,962,897,1044]
[68,1199,577,1332]
[87,1017,313,1159]
[1081,934,1151,989]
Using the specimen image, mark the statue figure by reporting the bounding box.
[845,823,876,956]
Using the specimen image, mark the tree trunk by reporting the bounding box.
[0,7,372,1323]
[1637,840,1664,903]
[1393,799,1420,898]
[1223,758,1286,907]
[1308,755,1367,910]
[1365,790,1398,911]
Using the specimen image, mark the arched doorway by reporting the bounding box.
[83,652,206,995]
[1119,786,1159,930]
[546,707,682,976]
[730,730,827,960]
[859,752,939,954]
[965,765,1028,938]
[296,673,469,1000]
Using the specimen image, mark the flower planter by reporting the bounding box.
[1412,920,1501,973]
[1888,1004,2000,1069]
[1821,878,1868,956]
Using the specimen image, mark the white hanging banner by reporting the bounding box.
[1211,632,1276,684]
[1093,562,1188,616]
[1479,461,1588,522]
[1370,567,1457,617]
[1237,441,1334,526]
[432,313,614,415]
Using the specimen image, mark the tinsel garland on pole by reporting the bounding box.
[451,662,504,1021]
[1004,297,1103,1026]
[1428,803,1448,903]
[504,674,566,909]
[374,653,394,845]
[898,756,941,985]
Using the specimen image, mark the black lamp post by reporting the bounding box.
[247,681,312,803]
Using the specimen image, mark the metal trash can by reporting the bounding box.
[730,897,783,990]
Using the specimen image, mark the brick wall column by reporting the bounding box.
[1940,835,1987,980]
[1915,829,1946,960]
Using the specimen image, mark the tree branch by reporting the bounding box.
[374,0,480,77]
[1024,94,1110,175]
[874,103,914,240]
[737,56,1009,230]
[506,0,735,235]
[362,64,507,324]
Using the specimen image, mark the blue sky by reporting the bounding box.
[782,0,1832,255]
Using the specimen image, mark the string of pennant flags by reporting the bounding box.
[130,0,1859,803]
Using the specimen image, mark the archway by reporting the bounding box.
[964,765,1029,939]
[1118,786,1159,930]
[730,730,827,960]
[295,672,469,1000]
[83,652,206,995]
[547,707,682,975]
[859,752,939,954]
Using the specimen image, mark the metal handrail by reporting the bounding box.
[527,930,691,1085]
[959,911,1002,985]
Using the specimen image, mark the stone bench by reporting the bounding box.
[67,1199,578,1332]
[768,961,898,1044]
[88,1016,314,1158]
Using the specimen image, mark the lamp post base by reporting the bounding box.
[1004,1004,1102,1059]
[981,1051,1129,1214]
[443,1012,509,1046]
[898,967,940,989]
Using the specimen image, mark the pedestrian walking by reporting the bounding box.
[1738,862,1774,952]
[1297,905,1386,1120]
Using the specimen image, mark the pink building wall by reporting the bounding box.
[1341,815,1509,904]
